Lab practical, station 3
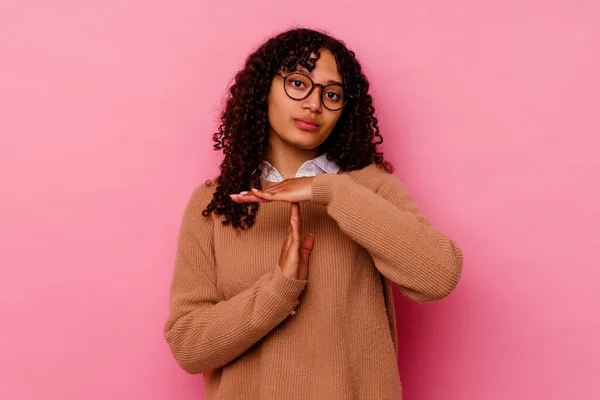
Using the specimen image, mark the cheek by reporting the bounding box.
[268,91,294,126]
[321,112,343,134]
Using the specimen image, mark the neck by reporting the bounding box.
[267,130,320,180]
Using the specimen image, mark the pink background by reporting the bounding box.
[1,1,598,399]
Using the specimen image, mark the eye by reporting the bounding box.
[290,79,306,88]
[325,91,340,101]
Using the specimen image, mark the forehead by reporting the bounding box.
[297,50,342,83]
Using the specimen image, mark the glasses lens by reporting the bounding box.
[322,85,345,110]
[284,73,313,100]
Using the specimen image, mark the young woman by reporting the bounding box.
[164,28,463,399]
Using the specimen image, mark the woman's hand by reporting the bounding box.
[230,177,314,204]
[278,203,314,281]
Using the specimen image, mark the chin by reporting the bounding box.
[287,139,319,150]
[291,134,327,150]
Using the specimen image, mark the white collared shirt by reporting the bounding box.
[260,153,341,183]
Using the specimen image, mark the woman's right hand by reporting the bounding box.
[278,203,314,281]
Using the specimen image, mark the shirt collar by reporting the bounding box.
[310,153,341,174]
[260,153,340,182]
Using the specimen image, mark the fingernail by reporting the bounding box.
[240,191,248,195]
[251,188,259,192]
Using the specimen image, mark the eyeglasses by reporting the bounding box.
[277,72,348,111]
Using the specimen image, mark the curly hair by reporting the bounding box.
[202,27,394,229]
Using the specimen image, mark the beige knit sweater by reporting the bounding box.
[164,163,463,399]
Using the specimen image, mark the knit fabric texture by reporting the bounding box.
[164,163,463,399]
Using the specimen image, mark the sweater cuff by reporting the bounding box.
[264,265,307,304]
[311,173,342,205]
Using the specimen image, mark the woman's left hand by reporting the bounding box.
[230,177,314,203]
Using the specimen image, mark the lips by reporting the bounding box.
[294,117,320,131]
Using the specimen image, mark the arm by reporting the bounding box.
[164,186,307,374]
[311,170,463,303]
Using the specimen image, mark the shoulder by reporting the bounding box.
[182,179,218,220]
[189,179,218,204]
[345,163,398,192]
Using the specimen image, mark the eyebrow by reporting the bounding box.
[324,79,343,86]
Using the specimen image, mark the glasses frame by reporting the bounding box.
[277,72,349,111]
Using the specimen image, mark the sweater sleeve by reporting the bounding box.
[311,170,463,303]
[164,185,307,374]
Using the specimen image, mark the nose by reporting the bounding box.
[303,86,323,113]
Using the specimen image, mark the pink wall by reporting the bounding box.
[1,1,598,399]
